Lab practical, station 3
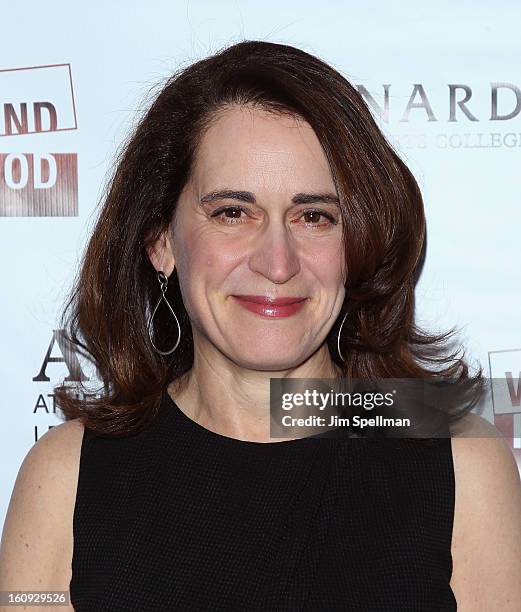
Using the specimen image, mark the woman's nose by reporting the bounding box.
[247,223,301,284]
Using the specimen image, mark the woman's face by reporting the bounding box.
[160,104,346,370]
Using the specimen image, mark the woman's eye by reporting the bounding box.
[300,209,338,227]
[210,206,247,224]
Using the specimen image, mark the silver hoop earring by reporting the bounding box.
[148,270,181,355]
[337,310,349,363]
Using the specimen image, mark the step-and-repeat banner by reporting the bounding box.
[1,2,520,530]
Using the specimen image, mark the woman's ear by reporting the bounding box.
[146,229,176,276]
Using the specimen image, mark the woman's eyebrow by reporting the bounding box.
[200,189,340,206]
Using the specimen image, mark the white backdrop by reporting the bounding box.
[1,0,520,532]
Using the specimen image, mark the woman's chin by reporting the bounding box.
[231,350,309,372]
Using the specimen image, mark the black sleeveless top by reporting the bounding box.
[69,390,457,611]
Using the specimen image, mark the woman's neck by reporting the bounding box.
[167,342,342,442]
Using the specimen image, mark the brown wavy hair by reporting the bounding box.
[54,39,485,436]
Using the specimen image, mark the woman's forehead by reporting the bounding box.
[197,105,317,156]
[191,106,335,194]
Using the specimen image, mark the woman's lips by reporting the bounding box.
[231,295,308,318]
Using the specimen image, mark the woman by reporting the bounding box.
[1,40,520,611]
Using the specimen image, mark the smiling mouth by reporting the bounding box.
[230,295,308,318]
[230,295,307,305]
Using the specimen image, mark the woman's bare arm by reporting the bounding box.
[0,419,84,611]
[450,414,521,611]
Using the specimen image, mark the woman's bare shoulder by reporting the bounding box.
[0,417,85,605]
[450,411,502,438]
[449,413,521,610]
[23,417,85,464]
